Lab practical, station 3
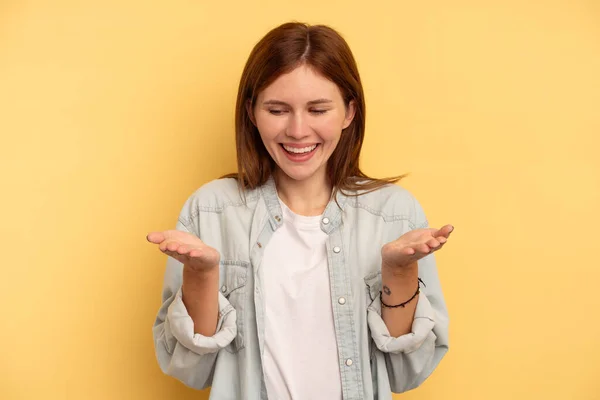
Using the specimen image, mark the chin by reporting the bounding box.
[277,166,319,182]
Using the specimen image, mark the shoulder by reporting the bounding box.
[178,178,259,221]
[188,178,248,209]
[349,183,428,229]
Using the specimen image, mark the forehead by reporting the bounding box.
[258,65,343,102]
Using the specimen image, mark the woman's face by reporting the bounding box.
[252,65,355,184]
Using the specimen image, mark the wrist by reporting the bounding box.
[382,260,418,277]
[382,261,418,294]
[381,264,421,309]
[183,264,219,286]
[182,265,219,305]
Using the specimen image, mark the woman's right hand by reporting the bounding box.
[147,230,220,272]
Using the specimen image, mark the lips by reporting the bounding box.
[281,144,318,154]
[279,143,319,162]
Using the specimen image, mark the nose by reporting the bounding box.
[285,113,309,139]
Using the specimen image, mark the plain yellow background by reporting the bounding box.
[1,1,599,399]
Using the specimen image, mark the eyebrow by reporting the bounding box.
[262,98,333,106]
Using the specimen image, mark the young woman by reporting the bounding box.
[147,22,453,400]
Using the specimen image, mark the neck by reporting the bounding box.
[274,169,332,216]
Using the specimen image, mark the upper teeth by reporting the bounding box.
[283,144,317,154]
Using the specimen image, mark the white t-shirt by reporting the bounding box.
[262,198,342,400]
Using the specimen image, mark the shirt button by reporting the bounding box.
[220,285,227,293]
[345,359,353,366]
[322,217,330,225]
[338,297,346,305]
[333,246,341,253]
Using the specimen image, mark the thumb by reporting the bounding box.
[146,231,166,243]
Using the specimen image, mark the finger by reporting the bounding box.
[432,226,449,238]
[426,238,441,248]
[433,241,446,252]
[147,232,166,244]
[433,224,454,239]
[189,248,204,258]
[159,240,180,252]
[177,245,190,254]
[164,249,186,262]
[403,247,416,255]
[428,238,450,254]
[166,241,182,252]
[444,224,454,236]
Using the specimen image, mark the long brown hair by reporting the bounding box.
[223,22,406,198]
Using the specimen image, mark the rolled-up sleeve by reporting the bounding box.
[365,253,449,393]
[162,288,237,356]
[367,289,436,354]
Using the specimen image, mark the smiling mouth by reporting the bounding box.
[280,144,319,154]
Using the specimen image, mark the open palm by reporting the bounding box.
[146,230,220,272]
[381,224,454,269]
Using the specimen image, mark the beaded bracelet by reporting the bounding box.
[380,278,426,308]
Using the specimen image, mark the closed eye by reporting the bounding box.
[268,109,288,115]
[310,109,328,115]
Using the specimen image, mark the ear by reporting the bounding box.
[342,100,356,130]
[246,100,257,126]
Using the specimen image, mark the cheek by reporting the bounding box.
[314,116,345,141]
[256,115,286,140]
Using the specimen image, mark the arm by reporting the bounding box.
[182,266,219,336]
[368,253,449,393]
[151,221,237,390]
[368,197,452,393]
[380,262,420,337]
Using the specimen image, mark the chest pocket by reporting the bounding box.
[364,270,382,363]
[364,270,382,308]
[219,260,249,353]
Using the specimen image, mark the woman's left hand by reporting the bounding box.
[381,224,454,270]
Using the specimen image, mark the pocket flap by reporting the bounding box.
[363,270,382,302]
[219,260,249,297]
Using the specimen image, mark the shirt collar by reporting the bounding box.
[259,175,348,234]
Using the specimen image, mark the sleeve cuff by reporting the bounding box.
[165,287,237,356]
[367,292,435,354]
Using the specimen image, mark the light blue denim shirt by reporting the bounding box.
[153,177,449,399]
